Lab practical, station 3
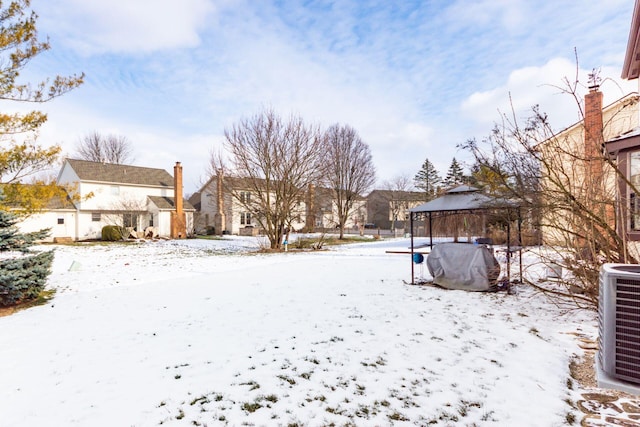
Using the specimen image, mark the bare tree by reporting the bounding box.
[75,132,135,164]
[99,195,149,240]
[213,110,323,250]
[322,124,376,239]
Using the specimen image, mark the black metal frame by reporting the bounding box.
[409,207,523,285]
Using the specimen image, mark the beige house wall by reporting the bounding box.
[540,93,638,245]
[200,176,308,235]
[199,176,367,235]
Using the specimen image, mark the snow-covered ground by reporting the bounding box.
[0,236,599,426]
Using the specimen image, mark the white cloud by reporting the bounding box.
[34,0,217,54]
[460,57,638,134]
[445,0,530,34]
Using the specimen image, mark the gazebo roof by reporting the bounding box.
[409,185,517,214]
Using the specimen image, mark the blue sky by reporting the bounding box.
[23,0,639,193]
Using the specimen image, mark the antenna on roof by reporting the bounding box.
[588,67,602,90]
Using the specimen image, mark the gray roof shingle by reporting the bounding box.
[148,196,195,211]
[66,159,174,188]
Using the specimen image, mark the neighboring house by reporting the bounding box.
[54,158,194,240]
[196,176,368,235]
[197,174,307,235]
[305,185,367,231]
[188,191,205,234]
[366,190,426,230]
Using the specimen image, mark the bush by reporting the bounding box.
[0,250,54,307]
[0,210,54,307]
[101,225,123,241]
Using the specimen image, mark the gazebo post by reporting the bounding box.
[506,217,511,284]
[410,214,415,285]
[518,207,523,281]
[429,212,433,249]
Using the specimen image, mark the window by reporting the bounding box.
[123,213,139,229]
[92,212,101,222]
[631,152,640,231]
[240,192,251,204]
[240,212,251,225]
[57,217,64,225]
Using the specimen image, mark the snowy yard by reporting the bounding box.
[0,236,600,426]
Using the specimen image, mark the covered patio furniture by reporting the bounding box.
[408,186,522,287]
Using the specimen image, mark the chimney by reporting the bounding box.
[174,162,184,214]
[214,169,226,235]
[584,84,604,166]
[583,83,616,230]
[170,161,187,239]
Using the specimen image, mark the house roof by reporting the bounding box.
[65,159,174,188]
[367,189,425,201]
[199,175,367,200]
[409,186,517,213]
[312,186,366,201]
[623,0,640,79]
[188,191,201,211]
[46,193,77,210]
[148,196,195,211]
[537,93,639,150]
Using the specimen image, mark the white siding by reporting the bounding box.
[156,211,172,237]
[18,211,77,242]
[67,182,170,211]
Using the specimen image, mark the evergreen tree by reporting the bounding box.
[443,157,465,188]
[413,158,441,201]
[470,161,510,195]
[0,210,53,306]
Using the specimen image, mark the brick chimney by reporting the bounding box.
[170,161,187,239]
[213,169,225,235]
[584,84,604,172]
[583,83,616,230]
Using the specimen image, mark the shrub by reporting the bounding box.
[101,225,123,241]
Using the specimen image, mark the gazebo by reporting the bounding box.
[408,186,522,286]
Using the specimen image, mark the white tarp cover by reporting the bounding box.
[426,243,500,291]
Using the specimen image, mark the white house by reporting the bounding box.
[45,158,195,241]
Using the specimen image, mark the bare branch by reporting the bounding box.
[74,132,135,164]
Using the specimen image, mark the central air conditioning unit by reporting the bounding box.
[597,264,640,394]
